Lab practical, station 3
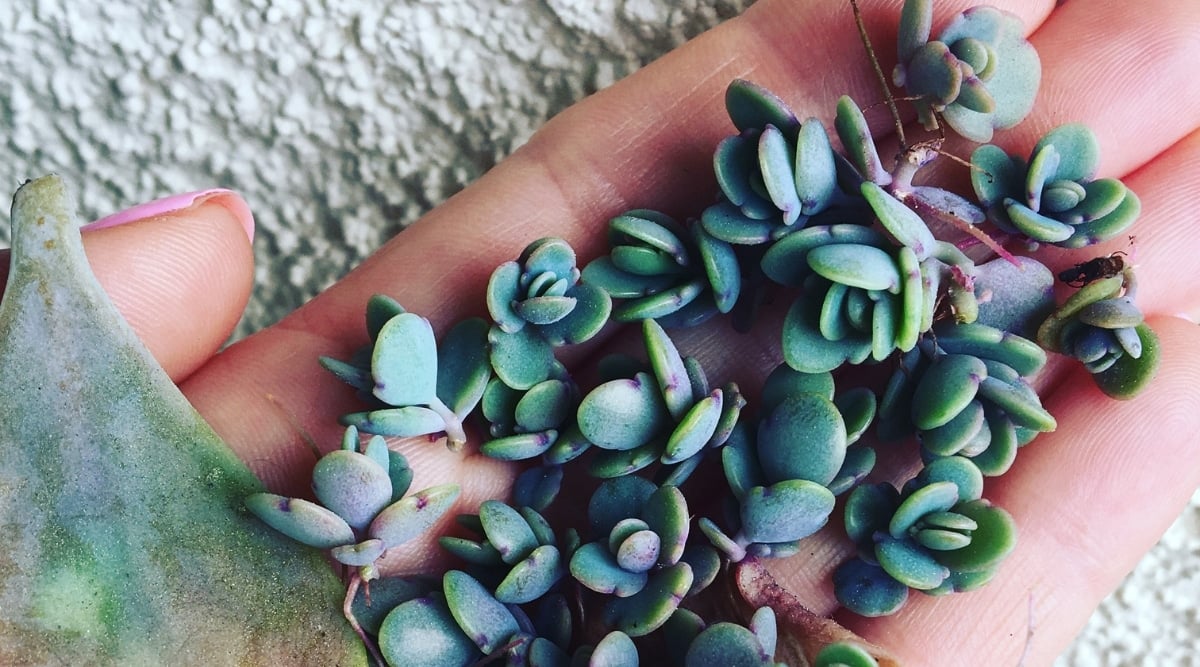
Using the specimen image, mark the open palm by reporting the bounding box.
[10,0,1198,663]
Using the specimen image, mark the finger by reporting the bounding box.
[1,189,254,381]
[836,315,1200,664]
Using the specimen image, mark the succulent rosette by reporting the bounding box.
[438,499,566,606]
[1037,269,1160,399]
[583,209,741,326]
[487,237,613,391]
[702,365,877,561]
[971,123,1141,248]
[575,319,745,483]
[246,427,460,576]
[570,476,720,637]
[477,367,581,462]
[877,322,1055,476]
[699,80,858,246]
[893,0,1040,142]
[833,457,1017,617]
[680,606,782,666]
[321,295,491,451]
[762,224,929,374]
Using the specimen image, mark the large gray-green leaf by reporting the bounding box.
[0,176,365,663]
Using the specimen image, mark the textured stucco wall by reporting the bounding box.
[1,1,1195,663]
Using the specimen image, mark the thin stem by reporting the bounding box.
[344,573,387,667]
[851,0,906,148]
[428,396,467,452]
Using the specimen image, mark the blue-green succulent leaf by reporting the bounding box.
[372,312,439,406]
[366,293,407,340]
[539,281,612,346]
[479,500,539,565]
[808,244,902,293]
[582,256,676,298]
[342,406,446,438]
[578,372,671,451]
[588,476,657,537]
[814,641,880,667]
[912,354,988,430]
[369,484,460,549]
[495,545,564,605]
[896,0,933,64]
[693,223,742,313]
[591,631,640,667]
[1033,123,1100,183]
[889,481,960,537]
[876,535,950,590]
[759,124,802,225]
[663,391,723,465]
[861,182,936,260]
[685,622,771,667]
[642,485,690,566]
[379,596,481,667]
[487,261,526,333]
[331,538,386,567]
[795,118,838,215]
[833,558,909,617]
[245,494,355,549]
[700,200,778,245]
[312,450,393,531]
[1094,323,1160,399]
[616,530,661,573]
[933,500,1017,573]
[725,79,800,137]
[757,393,847,486]
[443,570,521,654]
[489,326,557,391]
[513,465,564,514]
[570,542,648,597]
[603,563,693,637]
[836,96,891,186]
[971,144,1023,207]
[741,480,836,543]
[515,379,574,432]
[973,256,1056,339]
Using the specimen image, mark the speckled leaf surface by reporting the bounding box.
[0,176,364,665]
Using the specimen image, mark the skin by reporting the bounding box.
[3,0,1198,663]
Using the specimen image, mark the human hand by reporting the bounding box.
[9,0,1198,663]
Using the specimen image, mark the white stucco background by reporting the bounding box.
[1,1,1195,664]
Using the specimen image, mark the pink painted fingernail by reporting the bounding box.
[83,188,255,242]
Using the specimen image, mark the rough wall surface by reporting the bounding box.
[0,0,1194,663]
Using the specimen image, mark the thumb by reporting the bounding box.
[1,188,256,381]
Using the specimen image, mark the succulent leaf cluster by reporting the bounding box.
[834,457,1016,616]
[571,477,721,637]
[245,427,461,581]
[893,0,1041,141]
[582,209,741,326]
[320,296,490,451]
[972,124,1141,247]
[700,80,850,243]
[1037,268,1160,399]
[439,499,567,605]
[575,319,745,482]
[703,366,877,560]
[681,606,785,667]
[877,322,1055,476]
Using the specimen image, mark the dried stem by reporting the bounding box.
[850,0,906,148]
[343,574,387,667]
